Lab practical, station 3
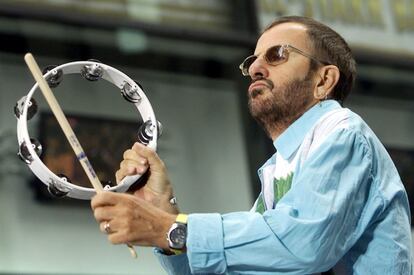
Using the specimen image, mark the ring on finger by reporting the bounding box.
[104,221,111,234]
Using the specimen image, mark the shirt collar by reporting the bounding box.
[274,100,341,160]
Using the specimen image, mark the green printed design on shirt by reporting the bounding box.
[255,173,293,214]
[274,172,293,203]
[255,195,265,214]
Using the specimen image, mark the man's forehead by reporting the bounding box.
[255,22,309,54]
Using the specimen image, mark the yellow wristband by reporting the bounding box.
[176,213,188,224]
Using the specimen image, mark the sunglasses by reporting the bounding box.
[239,44,330,76]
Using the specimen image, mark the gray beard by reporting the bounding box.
[248,76,315,137]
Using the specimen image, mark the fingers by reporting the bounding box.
[123,148,148,165]
[92,192,136,243]
[132,142,166,172]
[120,159,148,175]
[116,147,149,183]
[116,142,165,183]
[91,191,123,210]
[116,161,146,183]
[115,168,133,184]
[91,191,175,248]
[93,205,117,222]
[92,193,140,244]
[99,219,136,244]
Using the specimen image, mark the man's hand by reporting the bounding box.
[91,191,176,250]
[116,142,178,214]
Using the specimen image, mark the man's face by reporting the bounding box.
[246,23,319,138]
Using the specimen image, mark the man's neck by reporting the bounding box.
[268,101,318,141]
[267,119,292,141]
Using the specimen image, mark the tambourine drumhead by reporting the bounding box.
[16,60,159,199]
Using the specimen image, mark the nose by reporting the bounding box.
[248,57,269,80]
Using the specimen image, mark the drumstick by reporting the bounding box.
[24,53,103,192]
[24,53,137,258]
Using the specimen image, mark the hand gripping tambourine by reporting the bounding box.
[15,56,161,200]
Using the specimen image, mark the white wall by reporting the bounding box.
[0,53,252,274]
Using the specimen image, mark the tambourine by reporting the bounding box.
[15,60,161,200]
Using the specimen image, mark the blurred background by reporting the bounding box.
[0,0,413,274]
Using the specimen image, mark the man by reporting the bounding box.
[91,16,412,274]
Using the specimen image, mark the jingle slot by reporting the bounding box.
[120,81,141,103]
[14,97,38,120]
[81,60,104,81]
[17,138,43,164]
[42,65,63,88]
[137,120,162,145]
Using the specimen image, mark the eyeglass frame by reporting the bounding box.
[239,44,331,76]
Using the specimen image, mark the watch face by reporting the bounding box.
[169,224,187,249]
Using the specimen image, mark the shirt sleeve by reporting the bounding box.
[185,128,383,274]
[154,248,192,275]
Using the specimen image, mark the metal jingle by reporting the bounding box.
[120,81,141,103]
[80,59,104,81]
[48,176,70,198]
[42,65,63,88]
[87,59,102,63]
[156,120,163,138]
[48,184,68,198]
[14,96,38,120]
[137,120,163,145]
[17,138,43,164]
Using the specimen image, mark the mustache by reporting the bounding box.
[251,76,275,90]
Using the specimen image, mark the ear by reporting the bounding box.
[313,65,340,100]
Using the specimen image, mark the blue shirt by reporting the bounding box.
[156,100,412,274]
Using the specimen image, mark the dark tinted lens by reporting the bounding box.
[265,45,286,64]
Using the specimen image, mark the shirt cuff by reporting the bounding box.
[187,213,226,274]
[154,248,191,274]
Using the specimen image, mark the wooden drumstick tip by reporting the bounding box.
[24,53,36,66]
[128,244,138,258]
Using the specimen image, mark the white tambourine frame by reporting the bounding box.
[16,61,158,199]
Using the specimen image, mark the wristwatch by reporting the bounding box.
[166,213,188,255]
